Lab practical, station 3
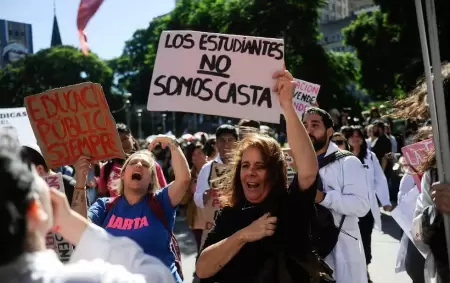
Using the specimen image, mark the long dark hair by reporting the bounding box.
[344,126,368,163]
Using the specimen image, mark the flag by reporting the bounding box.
[77,0,104,55]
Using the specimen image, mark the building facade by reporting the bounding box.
[319,0,349,23]
[0,20,33,68]
[348,0,375,14]
[0,19,33,68]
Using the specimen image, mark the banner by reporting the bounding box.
[24,83,125,168]
[401,138,434,192]
[0,107,36,145]
[292,79,320,116]
[147,30,284,123]
[44,173,74,263]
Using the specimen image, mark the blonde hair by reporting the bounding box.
[113,150,161,196]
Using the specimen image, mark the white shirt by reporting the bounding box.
[194,155,223,208]
[319,142,370,283]
[0,224,175,283]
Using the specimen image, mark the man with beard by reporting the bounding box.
[302,107,370,283]
[369,120,392,172]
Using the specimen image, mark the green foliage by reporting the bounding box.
[0,46,124,116]
[112,0,361,118]
[344,0,450,100]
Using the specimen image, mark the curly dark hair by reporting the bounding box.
[218,134,287,207]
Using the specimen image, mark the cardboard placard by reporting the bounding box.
[283,148,297,186]
[0,107,36,145]
[292,79,320,116]
[401,139,434,192]
[24,83,125,168]
[44,173,74,263]
[147,30,284,123]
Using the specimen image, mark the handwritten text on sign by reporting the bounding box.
[292,79,320,116]
[148,31,285,123]
[25,83,125,168]
[401,139,434,192]
[44,173,74,263]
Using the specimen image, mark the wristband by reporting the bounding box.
[75,186,86,191]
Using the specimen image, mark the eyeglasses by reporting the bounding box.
[333,140,346,146]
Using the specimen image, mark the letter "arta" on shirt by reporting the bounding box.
[106,215,149,230]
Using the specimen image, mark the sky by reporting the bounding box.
[0,0,175,60]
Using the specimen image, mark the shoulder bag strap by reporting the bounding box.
[148,194,172,234]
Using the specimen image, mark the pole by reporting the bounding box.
[422,0,450,270]
[125,100,131,130]
[136,109,143,140]
[172,111,176,135]
[162,113,167,134]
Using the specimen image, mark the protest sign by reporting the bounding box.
[44,173,73,263]
[24,83,125,168]
[401,139,434,192]
[292,79,320,116]
[199,162,229,250]
[0,107,36,145]
[282,148,297,186]
[147,30,284,123]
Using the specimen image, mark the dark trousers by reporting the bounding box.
[359,211,375,265]
[405,239,425,283]
[192,229,203,252]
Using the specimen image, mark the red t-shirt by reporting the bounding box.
[98,161,168,197]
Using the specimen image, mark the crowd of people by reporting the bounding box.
[1,66,450,283]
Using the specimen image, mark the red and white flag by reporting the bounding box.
[77,0,104,55]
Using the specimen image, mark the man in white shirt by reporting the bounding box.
[303,107,370,283]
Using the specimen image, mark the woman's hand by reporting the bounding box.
[240,213,277,242]
[148,135,178,151]
[74,156,92,188]
[272,69,295,110]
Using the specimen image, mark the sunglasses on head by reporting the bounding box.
[333,140,346,146]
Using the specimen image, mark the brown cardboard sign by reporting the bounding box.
[25,82,125,168]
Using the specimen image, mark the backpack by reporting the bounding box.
[311,150,354,258]
[105,194,184,280]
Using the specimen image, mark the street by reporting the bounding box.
[175,212,413,283]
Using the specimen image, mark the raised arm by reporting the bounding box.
[72,156,91,218]
[149,136,191,207]
[273,70,318,189]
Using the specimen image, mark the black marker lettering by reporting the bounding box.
[151,76,272,108]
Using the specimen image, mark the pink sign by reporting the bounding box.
[401,139,434,192]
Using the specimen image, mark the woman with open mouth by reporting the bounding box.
[88,135,191,283]
[195,69,321,282]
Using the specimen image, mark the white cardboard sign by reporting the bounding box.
[0,107,36,145]
[292,79,320,116]
[43,173,74,263]
[147,30,284,123]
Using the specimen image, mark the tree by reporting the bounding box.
[344,0,450,100]
[0,45,125,121]
[112,0,361,134]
